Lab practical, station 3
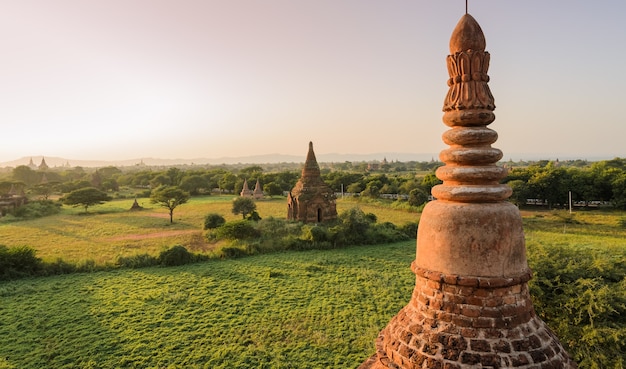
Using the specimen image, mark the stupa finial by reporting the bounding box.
[435,12,506,204]
[302,141,321,178]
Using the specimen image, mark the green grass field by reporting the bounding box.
[0,241,416,369]
[1,199,624,368]
[0,196,420,265]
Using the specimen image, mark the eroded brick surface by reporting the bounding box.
[358,274,577,369]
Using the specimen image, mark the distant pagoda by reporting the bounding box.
[240,179,253,197]
[253,179,264,200]
[287,142,337,223]
[38,157,49,170]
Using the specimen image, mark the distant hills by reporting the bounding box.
[2,152,616,169]
[0,152,438,168]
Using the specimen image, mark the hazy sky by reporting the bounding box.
[1,1,625,162]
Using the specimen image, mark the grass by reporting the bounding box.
[0,202,624,368]
[0,196,419,265]
[522,209,626,248]
[0,241,416,369]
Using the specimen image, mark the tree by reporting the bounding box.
[263,182,283,197]
[219,172,237,193]
[32,182,57,200]
[528,164,569,208]
[507,180,530,207]
[232,197,257,219]
[61,187,112,213]
[150,186,190,223]
[204,213,226,230]
[180,174,207,195]
[421,173,442,193]
[150,174,171,188]
[12,166,39,186]
[166,167,182,186]
[408,188,428,207]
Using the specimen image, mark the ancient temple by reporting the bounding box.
[287,142,337,223]
[38,157,49,170]
[359,14,576,368]
[240,179,253,197]
[28,158,37,169]
[0,184,27,216]
[253,179,264,200]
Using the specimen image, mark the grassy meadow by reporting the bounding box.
[0,196,420,265]
[1,197,625,368]
[0,241,416,369]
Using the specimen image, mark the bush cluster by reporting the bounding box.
[0,245,42,280]
[205,207,417,256]
[528,243,626,368]
[4,200,61,220]
[0,245,209,280]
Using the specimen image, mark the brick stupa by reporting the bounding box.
[240,179,253,197]
[253,179,264,200]
[287,142,337,223]
[359,14,576,368]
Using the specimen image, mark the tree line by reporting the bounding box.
[3,157,626,210]
[505,158,626,209]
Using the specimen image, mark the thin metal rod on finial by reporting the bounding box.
[465,0,468,14]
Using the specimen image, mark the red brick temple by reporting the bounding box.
[287,142,337,223]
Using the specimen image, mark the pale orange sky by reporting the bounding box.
[1,0,625,162]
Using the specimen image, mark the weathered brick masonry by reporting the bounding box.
[370,267,574,368]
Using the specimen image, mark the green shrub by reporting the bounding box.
[302,225,329,243]
[203,213,226,230]
[284,235,314,251]
[117,254,159,268]
[408,188,428,207]
[159,245,193,266]
[42,258,77,276]
[218,246,248,259]
[248,210,262,221]
[214,220,260,240]
[399,222,419,238]
[0,245,43,280]
[335,207,375,245]
[368,222,410,244]
[256,217,302,238]
[76,259,101,273]
[528,243,626,368]
[11,200,61,219]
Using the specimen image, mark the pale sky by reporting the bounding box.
[1,1,625,162]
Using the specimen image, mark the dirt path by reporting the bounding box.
[109,230,199,241]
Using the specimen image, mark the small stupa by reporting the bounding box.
[359,13,576,368]
[240,179,253,197]
[129,198,143,211]
[253,179,264,200]
[287,142,337,223]
[38,157,49,171]
[28,158,37,169]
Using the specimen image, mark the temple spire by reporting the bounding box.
[302,141,321,179]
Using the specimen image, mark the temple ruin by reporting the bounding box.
[240,179,253,197]
[0,184,28,217]
[359,13,576,368]
[253,179,264,200]
[287,142,337,223]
